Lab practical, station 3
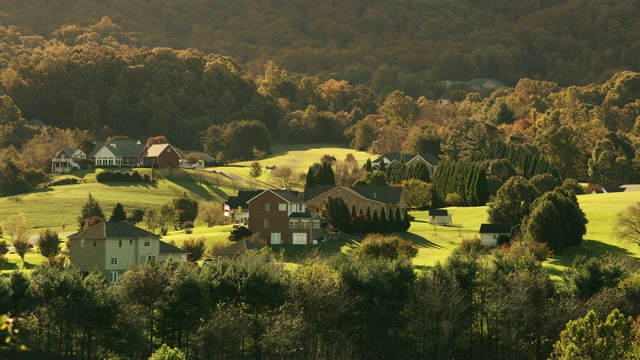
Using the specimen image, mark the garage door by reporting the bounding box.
[270,233,282,244]
[292,233,307,245]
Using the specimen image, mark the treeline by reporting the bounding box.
[2,241,640,359]
[432,160,488,207]
[1,0,639,91]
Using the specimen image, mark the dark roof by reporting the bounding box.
[227,190,263,209]
[109,140,145,157]
[27,119,47,127]
[183,151,216,162]
[479,223,513,234]
[68,222,159,239]
[215,239,263,256]
[159,240,189,255]
[604,187,625,193]
[412,154,440,166]
[247,189,302,204]
[304,185,403,204]
[289,209,314,218]
[429,209,448,216]
[372,153,440,166]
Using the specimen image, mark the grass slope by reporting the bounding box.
[2,144,640,278]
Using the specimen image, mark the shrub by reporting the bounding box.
[182,221,194,234]
[229,226,251,241]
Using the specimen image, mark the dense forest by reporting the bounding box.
[1,0,640,92]
[2,244,640,359]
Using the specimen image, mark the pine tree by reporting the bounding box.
[365,158,373,172]
[78,193,106,230]
[109,203,127,222]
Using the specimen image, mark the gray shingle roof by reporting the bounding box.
[159,240,189,254]
[479,223,512,234]
[429,209,448,216]
[289,209,313,218]
[304,185,403,204]
[215,239,263,256]
[372,153,440,166]
[110,140,145,157]
[247,190,302,204]
[68,222,159,239]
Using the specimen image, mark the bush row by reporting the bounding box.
[96,170,152,183]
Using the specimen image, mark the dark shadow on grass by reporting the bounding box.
[403,232,444,249]
[545,239,635,276]
[98,182,158,189]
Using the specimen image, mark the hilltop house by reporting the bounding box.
[371,153,440,177]
[51,148,88,174]
[246,190,321,245]
[478,223,513,246]
[67,222,189,283]
[304,185,406,220]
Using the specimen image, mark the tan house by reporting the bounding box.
[67,222,189,283]
[304,185,406,220]
[51,148,88,174]
[246,190,321,245]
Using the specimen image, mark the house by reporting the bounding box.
[67,222,189,283]
[371,153,440,177]
[214,239,264,261]
[467,78,508,90]
[140,143,182,168]
[91,140,146,167]
[227,190,262,225]
[478,223,513,246]
[182,150,217,165]
[429,209,451,225]
[591,187,625,194]
[246,190,321,245]
[51,148,88,174]
[304,185,406,220]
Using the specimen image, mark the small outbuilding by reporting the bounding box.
[214,239,264,261]
[429,209,451,225]
[478,223,513,246]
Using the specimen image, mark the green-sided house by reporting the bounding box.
[67,222,189,283]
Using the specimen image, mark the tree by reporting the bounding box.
[487,176,539,232]
[173,194,199,225]
[270,166,293,189]
[320,196,352,232]
[551,309,639,360]
[127,209,145,225]
[305,162,336,188]
[143,208,160,234]
[401,179,432,210]
[77,193,105,230]
[146,135,169,146]
[354,233,418,260]
[159,203,177,235]
[229,226,252,241]
[109,202,127,222]
[249,161,262,179]
[197,201,223,227]
[149,343,186,360]
[6,213,29,261]
[181,237,205,263]
[37,228,60,260]
[379,90,418,127]
[614,201,640,246]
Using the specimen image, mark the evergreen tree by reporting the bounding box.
[78,193,105,230]
[380,207,387,233]
[320,196,352,232]
[365,158,373,172]
[109,203,127,222]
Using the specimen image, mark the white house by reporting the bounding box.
[478,223,513,246]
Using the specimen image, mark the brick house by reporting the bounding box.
[246,190,321,245]
[140,143,181,168]
[304,185,406,220]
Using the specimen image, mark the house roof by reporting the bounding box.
[159,240,189,255]
[227,190,263,209]
[68,222,160,239]
[183,151,216,162]
[604,187,625,193]
[246,189,302,204]
[479,223,513,234]
[289,209,314,218]
[468,78,507,89]
[372,153,440,166]
[215,239,263,256]
[429,209,448,216]
[27,119,47,127]
[109,140,145,157]
[142,143,178,158]
[304,185,403,205]
[89,141,107,157]
[621,184,640,192]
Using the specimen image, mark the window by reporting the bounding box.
[264,219,269,228]
[111,256,118,265]
[289,220,299,229]
[81,239,85,247]
[265,202,271,211]
[93,239,97,247]
[139,255,146,263]
[130,239,133,245]
[300,220,310,229]
[313,220,321,229]
[118,239,122,247]
[110,271,118,284]
[298,204,303,212]
[278,203,286,211]
[148,256,156,262]
[144,239,151,246]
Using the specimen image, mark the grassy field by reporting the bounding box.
[2,143,640,277]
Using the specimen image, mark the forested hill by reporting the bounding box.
[1,0,639,93]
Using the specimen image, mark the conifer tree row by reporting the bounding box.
[432,160,489,207]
